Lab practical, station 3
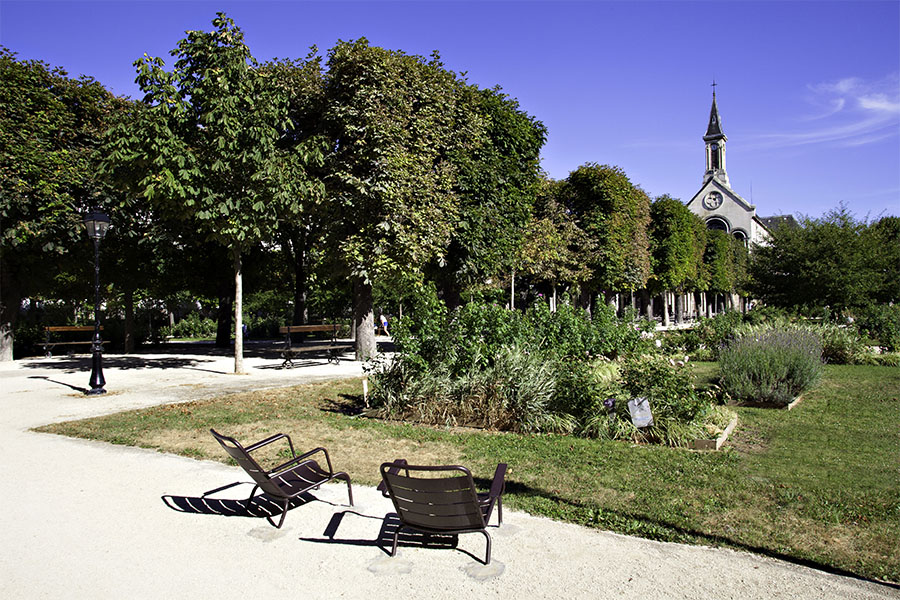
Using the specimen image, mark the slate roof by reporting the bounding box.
[703,93,725,141]
[758,215,799,230]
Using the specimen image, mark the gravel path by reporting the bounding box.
[1,344,896,599]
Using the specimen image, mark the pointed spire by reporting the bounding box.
[704,82,725,141]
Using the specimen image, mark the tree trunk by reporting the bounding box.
[233,248,244,374]
[439,277,462,311]
[578,287,592,318]
[353,277,376,361]
[509,268,515,311]
[124,288,135,354]
[0,262,19,361]
[551,283,557,313]
[661,293,671,327]
[674,293,684,325]
[215,273,233,348]
[641,289,652,320]
[292,252,308,327]
[604,290,616,311]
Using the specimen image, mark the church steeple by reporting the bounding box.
[703,84,729,185]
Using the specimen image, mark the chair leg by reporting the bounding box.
[390,526,403,557]
[246,484,260,506]
[497,497,503,525]
[343,474,354,506]
[275,497,290,529]
[481,530,492,565]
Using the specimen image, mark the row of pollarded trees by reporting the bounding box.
[1,13,749,366]
[517,165,748,324]
[1,15,548,367]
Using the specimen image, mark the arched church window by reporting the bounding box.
[732,229,748,245]
[710,143,719,170]
[706,217,729,232]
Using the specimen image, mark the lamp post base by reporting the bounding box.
[86,347,106,396]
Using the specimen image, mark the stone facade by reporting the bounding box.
[686,91,770,245]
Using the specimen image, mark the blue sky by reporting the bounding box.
[2,0,898,218]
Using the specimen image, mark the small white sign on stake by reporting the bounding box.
[627,397,654,428]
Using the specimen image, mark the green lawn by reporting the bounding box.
[37,363,900,583]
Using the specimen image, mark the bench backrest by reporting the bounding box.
[46,326,103,333]
[279,324,336,334]
[380,463,486,533]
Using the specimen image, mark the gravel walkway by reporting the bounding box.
[1,343,895,599]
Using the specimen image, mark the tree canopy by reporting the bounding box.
[103,13,325,372]
[750,207,899,312]
[0,46,123,360]
[562,164,652,298]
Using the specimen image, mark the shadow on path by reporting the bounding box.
[162,481,320,525]
[26,375,89,393]
[301,510,483,562]
[20,356,215,372]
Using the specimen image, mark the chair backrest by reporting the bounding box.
[380,463,486,532]
[210,429,281,496]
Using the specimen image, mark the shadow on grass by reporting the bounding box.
[502,479,899,590]
[321,394,367,416]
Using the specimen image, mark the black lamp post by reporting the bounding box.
[84,209,110,395]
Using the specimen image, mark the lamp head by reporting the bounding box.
[83,209,110,240]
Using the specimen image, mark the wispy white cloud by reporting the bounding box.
[750,73,899,149]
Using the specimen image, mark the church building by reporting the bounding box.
[686,89,771,245]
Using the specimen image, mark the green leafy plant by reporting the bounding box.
[719,326,823,405]
[161,314,217,339]
[855,304,900,352]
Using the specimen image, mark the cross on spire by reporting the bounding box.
[711,79,717,98]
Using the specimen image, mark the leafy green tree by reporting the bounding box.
[103,13,324,372]
[434,86,547,308]
[648,195,706,323]
[518,178,593,306]
[750,207,898,313]
[562,164,651,309]
[704,230,748,311]
[866,215,900,305]
[263,52,329,328]
[322,40,472,359]
[0,47,123,360]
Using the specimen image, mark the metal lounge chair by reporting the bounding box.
[210,428,353,529]
[378,460,507,564]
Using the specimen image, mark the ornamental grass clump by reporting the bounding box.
[719,326,823,406]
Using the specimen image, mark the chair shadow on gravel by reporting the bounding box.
[162,482,319,525]
[300,510,481,562]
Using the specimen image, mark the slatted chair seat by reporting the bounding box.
[211,429,353,529]
[379,460,507,564]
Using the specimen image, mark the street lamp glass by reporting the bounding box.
[83,209,110,240]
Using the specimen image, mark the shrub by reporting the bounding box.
[817,323,868,364]
[161,313,217,339]
[743,304,791,326]
[719,326,823,406]
[855,305,900,352]
[551,359,621,421]
[693,311,743,358]
[368,344,574,433]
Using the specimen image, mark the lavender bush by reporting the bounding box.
[719,326,823,406]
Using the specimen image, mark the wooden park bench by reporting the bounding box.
[279,324,340,369]
[43,325,103,358]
